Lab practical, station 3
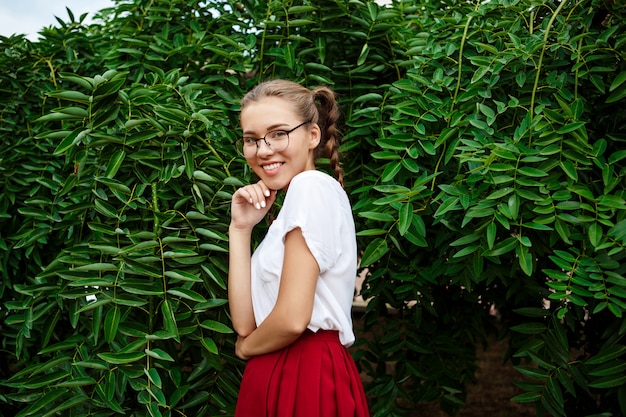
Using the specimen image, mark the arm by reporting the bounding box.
[228,226,256,337]
[228,181,276,337]
[236,226,319,359]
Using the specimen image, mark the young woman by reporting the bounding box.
[228,79,370,417]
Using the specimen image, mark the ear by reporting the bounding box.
[308,123,321,150]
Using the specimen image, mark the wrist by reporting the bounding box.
[229,224,253,234]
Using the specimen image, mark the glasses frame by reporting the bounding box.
[235,120,311,158]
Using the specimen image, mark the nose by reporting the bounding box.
[256,138,274,156]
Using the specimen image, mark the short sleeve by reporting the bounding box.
[278,172,343,273]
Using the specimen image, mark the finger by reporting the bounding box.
[232,187,253,205]
[266,189,278,206]
[256,180,272,198]
[244,184,268,210]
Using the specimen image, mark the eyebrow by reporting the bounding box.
[243,123,290,136]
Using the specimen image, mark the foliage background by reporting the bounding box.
[1,0,625,416]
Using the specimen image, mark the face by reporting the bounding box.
[240,96,320,191]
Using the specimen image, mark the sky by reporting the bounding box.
[0,0,394,41]
[0,0,115,40]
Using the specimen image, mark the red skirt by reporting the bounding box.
[234,330,370,417]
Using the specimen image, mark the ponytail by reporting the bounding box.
[313,87,343,187]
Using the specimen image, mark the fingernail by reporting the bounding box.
[255,202,260,209]
[249,198,253,204]
[261,200,266,208]
[264,190,270,197]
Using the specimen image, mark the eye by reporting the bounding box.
[242,137,257,145]
[268,130,288,140]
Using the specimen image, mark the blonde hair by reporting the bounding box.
[241,79,344,186]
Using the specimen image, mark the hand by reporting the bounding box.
[230,180,277,230]
[235,335,250,360]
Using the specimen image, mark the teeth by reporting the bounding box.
[263,163,282,171]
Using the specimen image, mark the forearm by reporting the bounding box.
[236,308,307,359]
[228,226,256,336]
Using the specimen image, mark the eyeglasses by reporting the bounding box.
[235,120,310,158]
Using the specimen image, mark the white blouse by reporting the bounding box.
[250,170,358,346]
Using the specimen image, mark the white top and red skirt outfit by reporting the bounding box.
[234,170,370,417]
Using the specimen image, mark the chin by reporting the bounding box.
[264,177,289,191]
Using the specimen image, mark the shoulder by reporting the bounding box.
[285,171,350,211]
[288,170,344,197]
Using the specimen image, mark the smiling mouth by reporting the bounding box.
[262,162,283,171]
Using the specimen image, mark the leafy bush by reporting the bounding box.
[1,0,625,416]
[345,0,626,416]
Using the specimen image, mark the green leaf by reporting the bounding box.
[161,299,179,341]
[72,360,109,370]
[195,228,228,241]
[513,307,549,318]
[517,167,548,177]
[357,43,370,66]
[587,344,626,365]
[145,368,163,389]
[194,298,228,311]
[354,93,383,103]
[104,306,121,343]
[589,373,626,389]
[164,270,203,282]
[597,195,626,209]
[381,161,402,182]
[483,237,518,257]
[200,319,233,333]
[587,360,626,377]
[358,211,395,222]
[516,245,533,276]
[606,84,626,103]
[14,389,66,417]
[8,371,69,389]
[284,44,295,69]
[514,365,548,379]
[486,222,496,249]
[510,322,547,334]
[167,288,207,302]
[360,238,389,267]
[169,385,190,408]
[201,337,219,355]
[559,160,578,181]
[453,245,480,258]
[398,202,412,236]
[39,394,88,417]
[145,348,175,362]
[512,392,542,403]
[609,70,626,92]
[56,377,97,387]
[486,187,514,200]
[53,128,90,155]
[588,223,603,247]
[104,149,126,179]
[434,196,459,217]
[97,351,145,364]
[75,263,118,271]
[556,121,585,134]
[449,234,481,246]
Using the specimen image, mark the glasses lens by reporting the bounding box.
[266,131,289,152]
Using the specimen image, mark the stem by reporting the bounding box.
[451,14,474,112]
[151,182,159,234]
[529,0,570,130]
